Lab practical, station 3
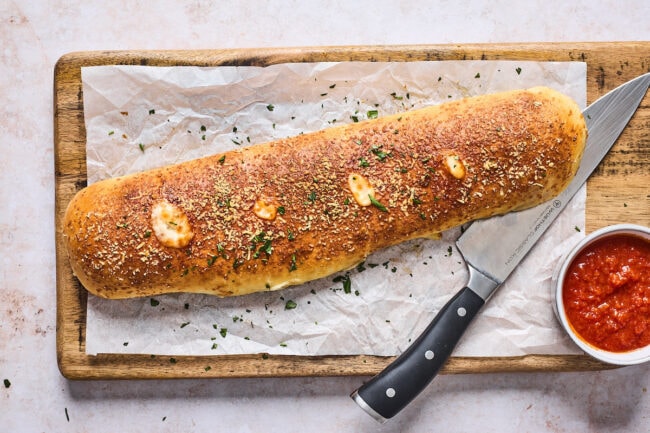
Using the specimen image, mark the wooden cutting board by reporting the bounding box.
[54,42,650,380]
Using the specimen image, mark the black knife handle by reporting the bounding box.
[351,286,485,422]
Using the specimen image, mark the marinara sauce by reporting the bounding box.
[562,233,650,352]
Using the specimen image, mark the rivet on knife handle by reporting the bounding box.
[351,266,495,423]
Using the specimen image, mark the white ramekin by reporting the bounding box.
[552,224,650,365]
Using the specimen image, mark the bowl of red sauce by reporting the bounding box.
[553,224,650,365]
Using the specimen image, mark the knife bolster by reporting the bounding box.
[465,264,500,301]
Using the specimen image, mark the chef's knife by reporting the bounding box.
[351,73,650,423]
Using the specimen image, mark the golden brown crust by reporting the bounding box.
[63,87,586,299]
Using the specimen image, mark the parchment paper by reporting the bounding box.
[82,61,586,357]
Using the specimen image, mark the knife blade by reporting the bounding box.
[351,73,650,423]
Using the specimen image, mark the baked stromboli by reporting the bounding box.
[63,87,586,299]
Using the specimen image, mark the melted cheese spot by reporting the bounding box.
[151,200,194,248]
[253,198,277,221]
[445,155,466,179]
[348,173,374,207]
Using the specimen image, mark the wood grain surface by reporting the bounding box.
[54,43,649,380]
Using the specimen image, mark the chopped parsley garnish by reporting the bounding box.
[343,276,352,293]
[180,322,190,328]
[474,73,481,78]
[333,274,352,293]
[261,240,273,255]
[150,298,160,307]
[370,145,390,161]
[285,300,297,310]
[252,232,267,244]
[218,155,226,164]
[220,328,228,338]
[516,67,522,75]
[277,206,286,215]
[149,109,155,115]
[207,255,217,266]
[332,274,352,294]
[138,143,145,152]
[143,230,151,238]
[200,125,207,132]
[359,157,370,167]
[289,254,297,272]
[4,379,11,388]
[266,104,275,111]
[368,194,388,212]
[367,110,379,119]
[253,237,273,259]
[307,191,317,203]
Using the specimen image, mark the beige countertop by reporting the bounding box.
[1,1,649,432]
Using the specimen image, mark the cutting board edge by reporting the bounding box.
[54,42,650,380]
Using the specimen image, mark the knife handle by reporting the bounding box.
[351,286,484,422]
